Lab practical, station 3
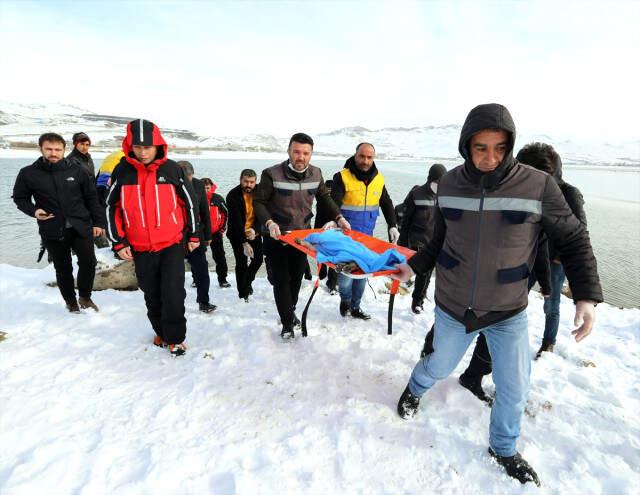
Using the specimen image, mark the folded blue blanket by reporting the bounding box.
[304,230,405,273]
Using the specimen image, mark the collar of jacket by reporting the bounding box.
[344,155,378,183]
[69,148,90,163]
[36,156,71,172]
[282,159,309,180]
[125,152,168,173]
[461,155,516,190]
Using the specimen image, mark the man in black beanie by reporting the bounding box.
[399,163,447,313]
[67,132,96,178]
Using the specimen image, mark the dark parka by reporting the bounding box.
[399,183,438,249]
[13,157,106,240]
[191,177,212,243]
[67,147,96,178]
[408,103,602,331]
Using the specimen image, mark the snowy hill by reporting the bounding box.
[0,258,639,494]
[1,101,638,166]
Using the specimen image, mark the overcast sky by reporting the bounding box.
[1,0,638,141]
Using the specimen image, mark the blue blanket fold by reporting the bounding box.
[304,230,405,273]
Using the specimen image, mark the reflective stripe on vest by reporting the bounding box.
[439,195,541,214]
[414,199,436,207]
[273,181,320,191]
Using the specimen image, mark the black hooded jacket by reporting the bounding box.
[67,147,96,178]
[13,157,105,240]
[408,103,602,331]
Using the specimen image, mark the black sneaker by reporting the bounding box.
[459,373,494,406]
[488,448,541,486]
[281,324,295,340]
[339,301,350,317]
[535,340,554,360]
[65,299,81,313]
[351,308,371,320]
[397,385,421,419]
[219,281,231,288]
[199,302,217,313]
[411,299,424,314]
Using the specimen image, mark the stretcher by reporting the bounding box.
[277,229,416,336]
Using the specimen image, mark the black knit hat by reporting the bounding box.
[428,163,447,182]
[72,132,91,145]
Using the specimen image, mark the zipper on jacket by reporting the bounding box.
[154,184,161,228]
[468,179,486,311]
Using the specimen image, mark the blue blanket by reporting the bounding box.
[304,230,405,273]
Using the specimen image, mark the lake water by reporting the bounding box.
[1,157,638,308]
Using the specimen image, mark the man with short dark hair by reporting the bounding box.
[67,132,95,178]
[392,104,602,485]
[106,120,200,357]
[254,133,349,339]
[226,169,263,301]
[330,142,398,320]
[202,177,230,288]
[177,161,216,314]
[13,132,106,312]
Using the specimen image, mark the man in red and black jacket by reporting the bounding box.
[202,178,230,288]
[105,119,200,357]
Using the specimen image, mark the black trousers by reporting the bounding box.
[133,243,187,345]
[231,237,263,299]
[319,264,338,290]
[187,244,210,304]
[263,236,307,326]
[209,232,228,283]
[412,266,434,303]
[44,228,96,302]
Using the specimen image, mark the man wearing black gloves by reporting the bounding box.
[13,132,106,312]
[399,163,447,313]
[253,133,349,339]
[392,104,602,486]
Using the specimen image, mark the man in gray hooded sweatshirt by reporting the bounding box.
[392,103,602,486]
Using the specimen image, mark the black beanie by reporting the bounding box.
[428,163,447,182]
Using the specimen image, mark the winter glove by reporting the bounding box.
[322,220,337,230]
[243,242,254,258]
[337,216,351,231]
[267,220,281,239]
[389,226,400,244]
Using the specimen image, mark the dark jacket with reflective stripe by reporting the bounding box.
[253,160,341,232]
[408,103,602,331]
[399,182,438,249]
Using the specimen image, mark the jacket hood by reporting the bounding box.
[553,154,564,184]
[344,155,378,183]
[458,103,517,189]
[122,119,168,168]
[427,163,447,183]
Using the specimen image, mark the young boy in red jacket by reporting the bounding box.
[106,119,200,356]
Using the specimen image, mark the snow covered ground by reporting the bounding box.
[0,258,639,494]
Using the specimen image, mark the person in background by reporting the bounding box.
[202,177,230,288]
[96,150,125,206]
[392,103,602,486]
[177,162,216,314]
[13,132,105,312]
[226,169,263,302]
[313,178,338,294]
[253,133,348,339]
[67,132,95,178]
[330,142,398,320]
[399,163,447,313]
[106,119,200,357]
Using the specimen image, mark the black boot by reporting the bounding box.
[397,385,421,419]
[411,298,424,314]
[488,448,541,486]
[351,308,371,320]
[199,302,217,313]
[281,324,295,340]
[65,298,80,313]
[339,301,350,317]
[459,373,493,406]
[293,313,301,328]
[535,340,554,360]
[219,280,231,288]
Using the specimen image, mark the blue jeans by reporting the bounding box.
[408,306,530,457]
[543,263,565,344]
[338,273,366,309]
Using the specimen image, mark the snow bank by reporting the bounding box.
[0,263,638,494]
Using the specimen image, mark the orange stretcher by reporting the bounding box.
[278,229,416,336]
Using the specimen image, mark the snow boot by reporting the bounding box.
[219,280,231,288]
[339,301,350,317]
[153,336,168,348]
[351,308,371,320]
[397,385,421,419]
[535,341,554,360]
[169,343,187,357]
[199,302,217,313]
[293,314,301,328]
[281,324,295,341]
[65,299,81,313]
[488,448,541,486]
[411,298,424,314]
[459,372,493,406]
[79,296,99,312]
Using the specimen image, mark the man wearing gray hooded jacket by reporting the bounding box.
[392,103,602,486]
